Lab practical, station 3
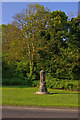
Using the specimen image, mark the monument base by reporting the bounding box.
[35,91,50,95]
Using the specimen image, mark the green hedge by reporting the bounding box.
[2,77,79,91]
[46,76,79,91]
[2,78,32,86]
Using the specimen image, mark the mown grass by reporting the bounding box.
[2,86,79,107]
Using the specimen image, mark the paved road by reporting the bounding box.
[2,106,79,119]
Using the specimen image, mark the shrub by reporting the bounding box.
[2,75,79,91]
[32,80,40,87]
[46,75,79,90]
[2,78,32,86]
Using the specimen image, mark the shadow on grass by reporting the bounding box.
[49,92,79,95]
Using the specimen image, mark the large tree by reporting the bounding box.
[67,15,80,79]
[0,25,2,57]
[3,4,51,78]
[45,10,69,79]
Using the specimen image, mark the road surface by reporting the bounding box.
[2,106,79,119]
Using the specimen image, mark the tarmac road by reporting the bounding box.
[2,106,79,119]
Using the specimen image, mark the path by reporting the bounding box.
[2,106,79,119]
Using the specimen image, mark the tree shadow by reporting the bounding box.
[49,92,79,95]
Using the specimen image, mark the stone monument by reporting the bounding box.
[36,70,49,94]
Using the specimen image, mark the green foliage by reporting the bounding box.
[32,80,40,87]
[2,78,25,85]
[2,78,32,86]
[46,75,79,91]
[2,4,80,90]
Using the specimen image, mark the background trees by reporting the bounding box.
[2,4,80,90]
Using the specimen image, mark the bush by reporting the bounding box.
[46,75,79,91]
[2,77,40,87]
[2,78,32,86]
[32,80,40,87]
[2,75,79,91]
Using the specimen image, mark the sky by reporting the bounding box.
[1,1,79,25]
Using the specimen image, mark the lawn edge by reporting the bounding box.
[2,105,79,111]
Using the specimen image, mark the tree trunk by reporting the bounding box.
[28,43,35,77]
[30,61,33,77]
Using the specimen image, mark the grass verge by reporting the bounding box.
[2,86,79,107]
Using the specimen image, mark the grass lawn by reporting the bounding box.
[2,86,79,107]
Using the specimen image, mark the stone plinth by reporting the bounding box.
[36,70,49,95]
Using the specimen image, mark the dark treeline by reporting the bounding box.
[2,4,80,90]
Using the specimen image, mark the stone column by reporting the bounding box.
[36,70,49,94]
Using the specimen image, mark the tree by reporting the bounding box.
[3,4,51,78]
[66,15,80,79]
[2,24,23,61]
[0,25,2,57]
[45,10,69,79]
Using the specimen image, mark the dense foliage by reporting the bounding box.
[2,4,80,90]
